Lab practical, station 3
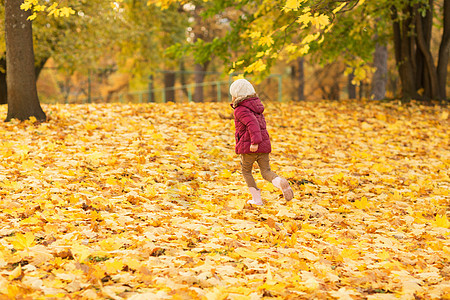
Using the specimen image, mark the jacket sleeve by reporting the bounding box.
[235,107,262,145]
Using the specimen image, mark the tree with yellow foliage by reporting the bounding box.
[4,0,46,121]
[159,0,449,101]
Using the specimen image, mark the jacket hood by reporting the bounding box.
[235,97,264,114]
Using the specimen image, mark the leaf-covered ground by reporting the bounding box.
[0,101,448,300]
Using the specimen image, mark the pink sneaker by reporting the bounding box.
[248,187,263,205]
[280,178,294,201]
[272,177,294,201]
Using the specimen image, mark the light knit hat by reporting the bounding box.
[229,79,256,99]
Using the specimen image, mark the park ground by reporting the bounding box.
[0,100,449,299]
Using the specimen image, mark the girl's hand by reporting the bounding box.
[250,144,258,152]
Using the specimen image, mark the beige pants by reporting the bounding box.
[240,153,278,189]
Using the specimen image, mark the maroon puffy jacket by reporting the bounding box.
[232,97,271,154]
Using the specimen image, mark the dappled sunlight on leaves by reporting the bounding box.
[0,101,448,299]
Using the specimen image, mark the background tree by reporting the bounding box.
[0,58,6,105]
[391,0,449,100]
[4,0,446,106]
[1,0,163,106]
[117,0,190,102]
[4,0,45,121]
[371,41,388,100]
[156,0,447,101]
[181,1,228,102]
[0,0,122,105]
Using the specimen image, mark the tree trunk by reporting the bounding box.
[5,0,46,121]
[414,2,431,98]
[391,2,447,101]
[179,61,189,98]
[415,3,440,100]
[163,71,176,102]
[148,74,155,102]
[0,72,6,105]
[0,56,49,106]
[297,57,305,101]
[348,70,356,99]
[371,43,388,100]
[0,58,6,105]
[437,0,450,100]
[330,83,340,100]
[359,82,366,99]
[193,63,208,103]
[391,5,420,100]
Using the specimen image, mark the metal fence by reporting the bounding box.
[37,68,283,104]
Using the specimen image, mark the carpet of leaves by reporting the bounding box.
[0,101,449,300]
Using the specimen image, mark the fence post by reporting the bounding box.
[277,75,282,102]
[148,75,153,102]
[228,74,234,102]
[217,81,222,102]
[188,85,192,102]
[87,69,92,103]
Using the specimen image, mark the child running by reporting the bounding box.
[229,78,294,206]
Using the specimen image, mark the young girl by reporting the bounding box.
[230,78,294,205]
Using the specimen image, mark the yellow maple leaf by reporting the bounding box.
[283,0,303,11]
[258,35,274,47]
[145,185,158,198]
[219,169,232,179]
[332,172,345,182]
[4,284,22,299]
[34,4,46,12]
[340,248,359,260]
[234,247,260,260]
[391,191,403,201]
[248,31,261,39]
[245,59,267,73]
[301,277,320,291]
[123,257,141,270]
[8,266,22,281]
[184,142,197,153]
[21,159,35,170]
[19,216,40,226]
[71,244,92,262]
[378,250,391,261]
[433,214,450,228]
[20,1,33,11]
[104,259,125,274]
[299,44,310,55]
[297,12,313,27]
[106,177,117,185]
[9,232,35,250]
[27,13,37,21]
[302,32,320,45]
[285,44,298,54]
[311,13,330,29]
[354,196,370,209]
[99,238,123,251]
[301,250,319,261]
[229,196,246,210]
[86,151,103,166]
[59,7,75,17]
